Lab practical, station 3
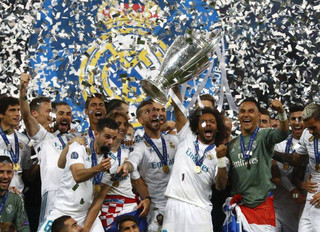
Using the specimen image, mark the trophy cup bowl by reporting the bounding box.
[140,30,222,105]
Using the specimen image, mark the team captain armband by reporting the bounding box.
[217,156,227,168]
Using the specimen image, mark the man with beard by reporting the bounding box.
[118,99,178,232]
[38,118,116,232]
[161,87,228,232]
[272,104,305,232]
[273,103,320,231]
[0,156,30,232]
[225,98,289,231]
[19,73,75,224]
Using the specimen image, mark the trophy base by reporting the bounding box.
[140,79,168,105]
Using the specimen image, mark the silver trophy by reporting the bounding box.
[140,29,222,105]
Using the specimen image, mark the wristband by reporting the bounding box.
[217,156,227,168]
[278,112,287,121]
[145,196,151,201]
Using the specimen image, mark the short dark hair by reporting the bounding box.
[136,99,153,119]
[116,215,138,231]
[0,96,19,115]
[52,102,70,112]
[85,93,106,109]
[30,97,51,112]
[105,99,128,114]
[259,107,270,117]
[239,97,260,112]
[96,118,119,133]
[51,215,71,232]
[289,104,304,114]
[0,156,12,164]
[189,107,226,146]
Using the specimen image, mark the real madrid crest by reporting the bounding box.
[18,142,23,149]
[169,142,176,149]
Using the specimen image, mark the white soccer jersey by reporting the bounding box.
[296,129,320,200]
[164,121,219,212]
[31,125,73,196]
[0,130,31,192]
[53,142,103,216]
[101,145,136,199]
[128,133,178,208]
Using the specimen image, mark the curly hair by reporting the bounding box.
[189,107,226,146]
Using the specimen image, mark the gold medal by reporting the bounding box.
[316,163,320,173]
[112,181,120,188]
[245,160,250,169]
[86,148,92,155]
[13,163,20,172]
[194,166,201,174]
[162,165,170,174]
[283,163,289,170]
[309,136,314,142]
[94,184,101,193]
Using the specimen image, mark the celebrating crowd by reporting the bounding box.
[0,72,319,232]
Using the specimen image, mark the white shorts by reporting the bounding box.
[38,190,56,225]
[37,209,104,232]
[298,199,320,232]
[162,198,213,232]
[147,202,165,232]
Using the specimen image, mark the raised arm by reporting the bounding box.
[171,86,187,133]
[269,99,289,133]
[82,183,111,232]
[19,73,40,137]
[214,144,228,191]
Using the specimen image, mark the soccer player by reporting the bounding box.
[225,97,289,231]
[161,86,228,232]
[19,73,75,224]
[38,118,117,232]
[0,156,30,232]
[0,95,31,193]
[118,99,178,232]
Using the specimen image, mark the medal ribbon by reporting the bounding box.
[0,125,19,164]
[143,134,168,166]
[88,128,95,142]
[90,140,103,185]
[0,191,8,217]
[240,127,259,162]
[117,147,121,167]
[194,140,215,167]
[285,135,295,154]
[57,134,67,148]
[314,138,320,163]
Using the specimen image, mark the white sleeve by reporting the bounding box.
[128,143,144,171]
[67,142,86,168]
[30,124,47,145]
[101,172,113,186]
